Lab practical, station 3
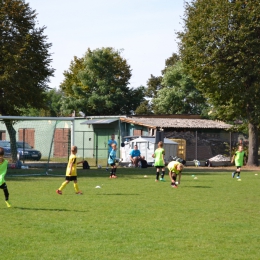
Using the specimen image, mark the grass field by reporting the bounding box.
[1,166,260,260]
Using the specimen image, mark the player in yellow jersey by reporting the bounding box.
[56,146,84,195]
[168,160,184,188]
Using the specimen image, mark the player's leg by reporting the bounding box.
[155,167,160,181]
[236,166,241,178]
[171,173,178,188]
[112,165,117,178]
[1,183,11,207]
[74,178,83,194]
[56,179,70,194]
[109,163,115,178]
[160,167,166,181]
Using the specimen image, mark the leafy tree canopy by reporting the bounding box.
[21,89,63,117]
[134,100,153,115]
[0,0,54,116]
[60,47,145,115]
[152,61,208,115]
[179,0,260,165]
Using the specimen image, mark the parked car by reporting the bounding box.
[0,141,41,161]
[0,141,12,157]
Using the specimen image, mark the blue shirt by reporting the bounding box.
[129,149,141,157]
[108,139,117,153]
[108,149,117,164]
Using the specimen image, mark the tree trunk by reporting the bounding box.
[247,122,259,166]
[4,120,17,163]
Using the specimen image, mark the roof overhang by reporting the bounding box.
[120,117,157,129]
[81,119,118,125]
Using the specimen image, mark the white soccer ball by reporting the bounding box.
[128,163,134,167]
[98,165,102,169]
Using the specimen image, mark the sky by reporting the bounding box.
[27,0,186,89]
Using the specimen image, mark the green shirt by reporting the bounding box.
[234,151,245,166]
[154,148,165,166]
[0,159,8,186]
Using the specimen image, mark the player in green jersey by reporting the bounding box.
[0,147,11,207]
[231,145,246,179]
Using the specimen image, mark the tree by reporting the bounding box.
[152,61,208,115]
[60,47,145,115]
[21,89,63,117]
[161,53,180,75]
[135,100,153,115]
[0,0,54,161]
[145,75,163,99]
[60,56,84,97]
[179,0,260,166]
[145,52,180,99]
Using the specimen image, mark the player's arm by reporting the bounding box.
[77,160,84,165]
[231,154,235,164]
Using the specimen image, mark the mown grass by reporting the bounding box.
[1,166,260,260]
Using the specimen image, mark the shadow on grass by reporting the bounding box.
[186,186,212,188]
[96,193,140,196]
[14,207,87,212]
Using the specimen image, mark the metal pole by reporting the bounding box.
[195,130,198,160]
[23,128,25,164]
[71,120,74,147]
[230,132,232,160]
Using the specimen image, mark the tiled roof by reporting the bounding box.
[120,117,232,129]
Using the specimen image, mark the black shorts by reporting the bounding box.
[65,176,77,181]
[155,166,164,169]
[110,163,116,166]
[0,183,7,189]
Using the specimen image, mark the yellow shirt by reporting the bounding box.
[168,161,181,175]
[66,154,77,176]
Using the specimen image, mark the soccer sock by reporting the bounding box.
[237,171,240,176]
[3,187,9,201]
[110,169,114,176]
[113,168,117,174]
[156,172,159,180]
[59,181,68,191]
[161,171,165,178]
[74,183,79,192]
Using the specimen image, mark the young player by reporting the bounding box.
[231,145,246,178]
[168,160,184,188]
[108,134,117,154]
[152,141,165,181]
[0,147,11,207]
[107,134,117,170]
[56,146,84,195]
[108,143,118,178]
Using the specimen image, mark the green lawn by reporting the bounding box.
[1,166,260,260]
